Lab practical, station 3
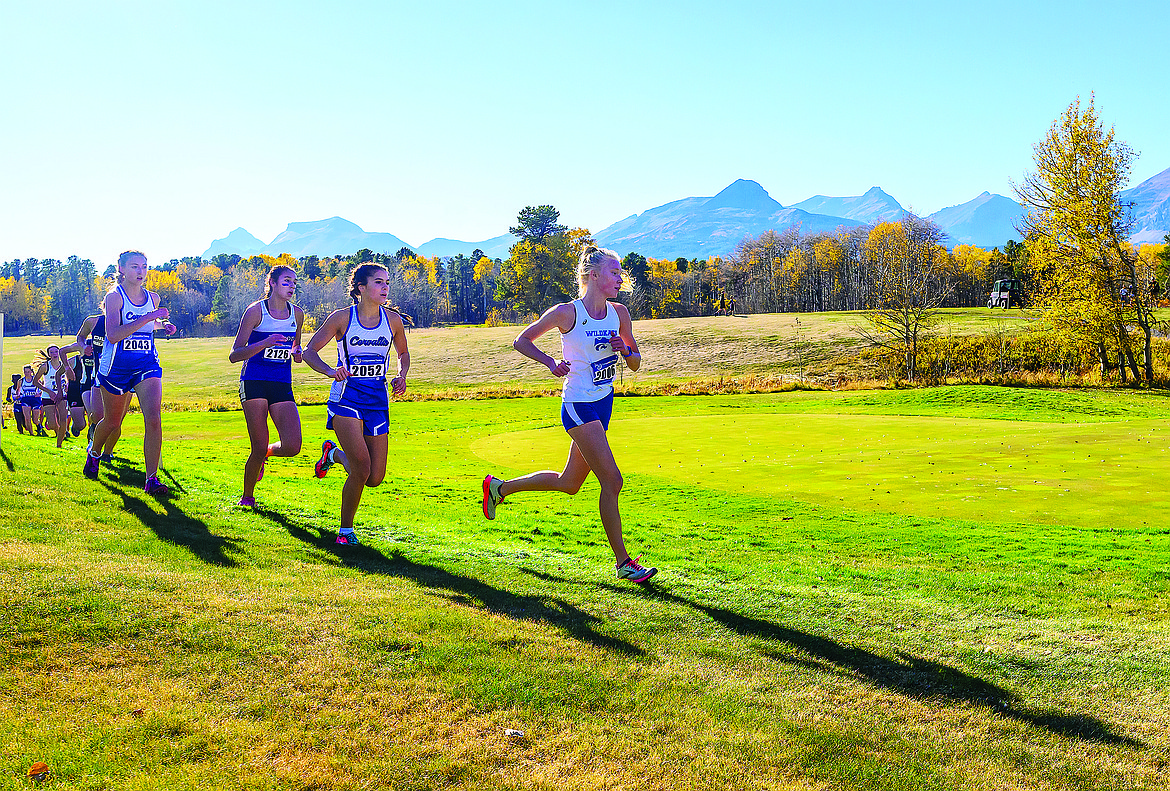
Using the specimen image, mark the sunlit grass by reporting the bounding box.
[1,386,1168,788]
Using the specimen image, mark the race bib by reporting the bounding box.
[123,337,152,352]
[263,346,292,361]
[591,355,619,386]
[92,338,104,353]
[350,362,386,379]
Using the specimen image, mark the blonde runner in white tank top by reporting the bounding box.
[561,298,621,403]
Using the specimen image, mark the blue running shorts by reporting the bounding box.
[561,391,614,432]
[326,401,389,436]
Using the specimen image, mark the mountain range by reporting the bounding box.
[202,166,1170,261]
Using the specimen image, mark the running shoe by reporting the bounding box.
[315,440,336,479]
[99,453,113,462]
[482,475,505,520]
[143,476,170,496]
[37,427,48,437]
[238,496,256,508]
[335,531,360,546]
[616,554,658,584]
[83,454,100,480]
[257,459,266,482]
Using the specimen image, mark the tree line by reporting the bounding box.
[2,140,1168,357]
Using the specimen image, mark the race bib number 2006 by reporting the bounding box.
[591,355,618,386]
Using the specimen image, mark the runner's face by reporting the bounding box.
[23,367,33,380]
[121,254,148,287]
[595,260,624,297]
[359,270,390,304]
[48,346,59,359]
[272,273,297,300]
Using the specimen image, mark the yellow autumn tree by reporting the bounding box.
[0,277,46,331]
[860,218,953,381]
[1016,95,1153,382]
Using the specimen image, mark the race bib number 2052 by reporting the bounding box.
[350,362,386,379]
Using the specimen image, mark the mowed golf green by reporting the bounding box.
[2,332,1169,789]
[475,412,1170,529]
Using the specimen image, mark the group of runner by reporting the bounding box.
[6,340,100,448]
[13,245,657,584]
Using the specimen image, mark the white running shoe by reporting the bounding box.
[616,554,658,584]
[482,475,505,520]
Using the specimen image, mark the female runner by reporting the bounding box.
[481,246,657,584]
[65,345,91,438]
[14,368,44,435]
[65,313,121,452]
[83,250,177,493]
[6,375,27,434]
[229,265,305,507]
[303,264,409,545]
[35,345,76,447]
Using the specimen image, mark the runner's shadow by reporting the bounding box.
[0,448,13,471]
[99,465,238,567]
[256,508,642,656]
[519,568,1138,746]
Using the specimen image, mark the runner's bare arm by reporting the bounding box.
[303,309,349,381]
[513,303,575,376]
[228,303,286,363]
[611,303,641,372]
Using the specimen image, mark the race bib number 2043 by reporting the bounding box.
[123,337,152,352]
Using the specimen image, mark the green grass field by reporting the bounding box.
[1,329,1168,789]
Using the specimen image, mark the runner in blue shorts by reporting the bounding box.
[84,250,177,494]
[15,365,47,437]
[303,263,409,545]
[33,345,75,448]
[65,312,123,453]
[229,264,305,508]
[480,246,658,584]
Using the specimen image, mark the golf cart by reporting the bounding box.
[987,278,1023,309]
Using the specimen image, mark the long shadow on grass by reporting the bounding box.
[0,449,13,471]
[98,464,238,567]
[255,508,642,657]
[521,568,1138,746]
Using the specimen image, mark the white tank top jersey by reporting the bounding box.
[561,299,621,403]
[328,306,395,410]
[99,286,159,374]
[45,359,65,395]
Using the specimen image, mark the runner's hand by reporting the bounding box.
[150,307,170,322]
[331,364,350,382]
[164,322,178,336]
[391,375,407,396]
[608,332,630,356]
[548,359,571,378]
[266,334,291,348]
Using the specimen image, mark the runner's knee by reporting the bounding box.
[598,470,623,494]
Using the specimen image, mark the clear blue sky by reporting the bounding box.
[2,0,1167,264]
